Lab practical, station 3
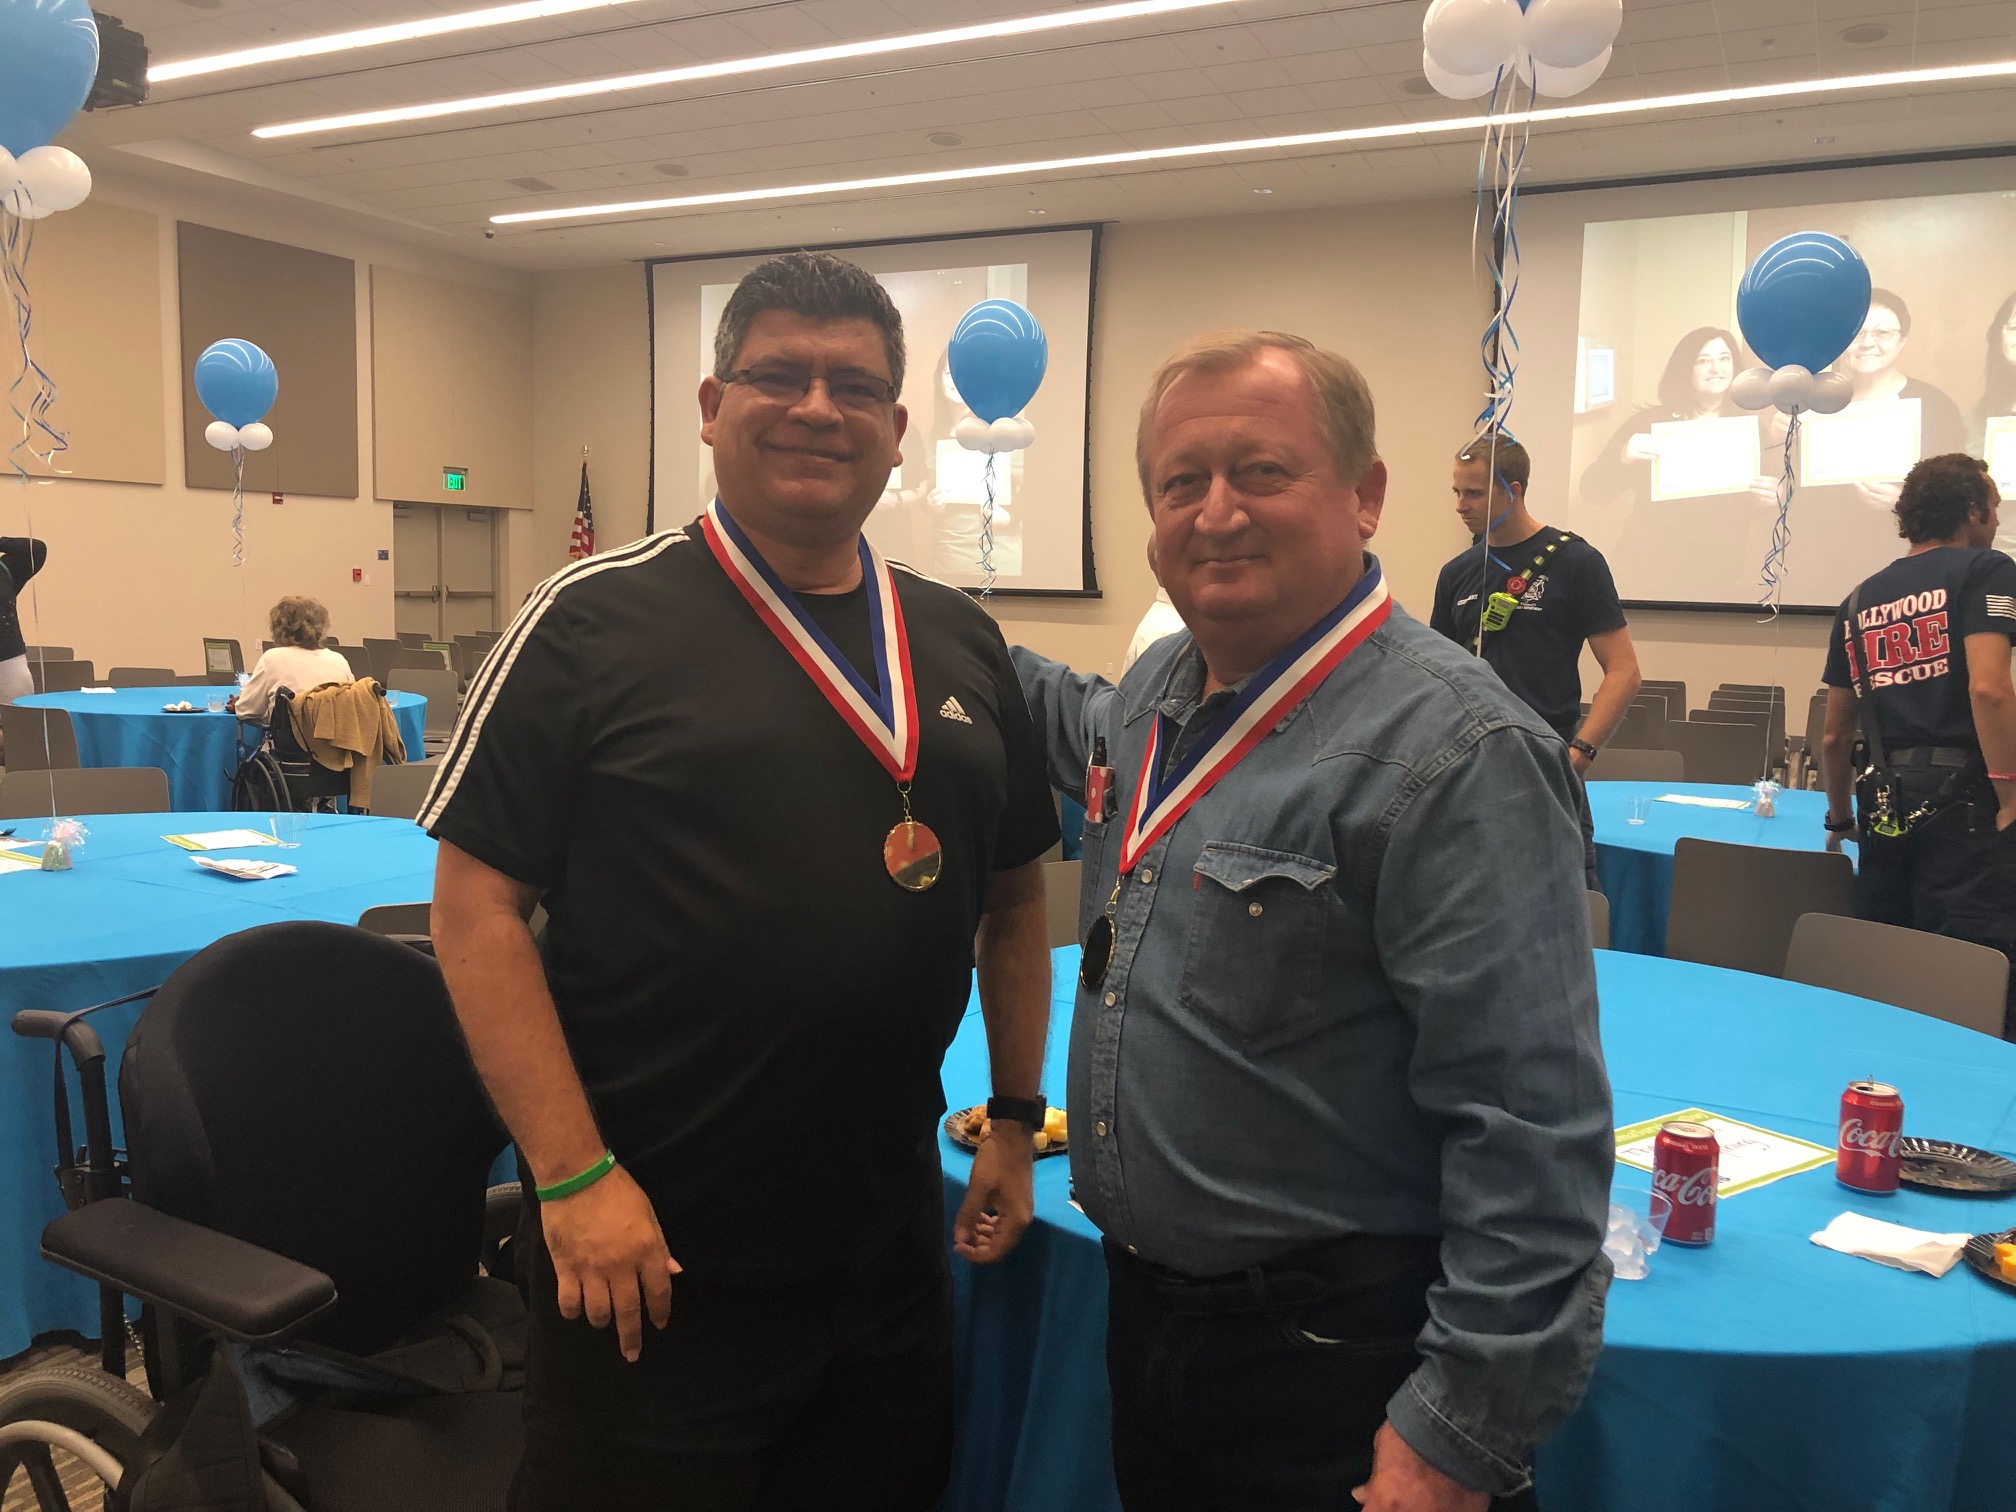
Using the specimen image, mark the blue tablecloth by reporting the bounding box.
[0,811,439,1360]
[940,946,2016,1512]
[1591,780,1855,955]
[15,686,428,812]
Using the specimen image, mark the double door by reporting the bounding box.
[393,503,499,640]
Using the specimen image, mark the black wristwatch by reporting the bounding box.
[1569,738,1599,761]
[986,1095,1046,1129]
[1823,814,1856,834]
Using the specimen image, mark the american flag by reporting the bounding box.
[568,459,595,561]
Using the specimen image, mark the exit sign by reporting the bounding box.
[443,466,468,492]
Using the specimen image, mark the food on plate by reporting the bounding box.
[1996,1240,2016,1282]
[952,1102,1067,1149]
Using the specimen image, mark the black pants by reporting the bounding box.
[1857,770,2016,1039]
[1103,1238,1541,1512]
[509,1194,953,1512]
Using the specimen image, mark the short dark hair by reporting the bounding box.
[1866,288,1911,338]
[1456,434,1530,494]
[1895,453,1993,543]
[712,251,906,391]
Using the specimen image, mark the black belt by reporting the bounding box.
[1884,746,1975,770]
[1106,1232,1440,1313]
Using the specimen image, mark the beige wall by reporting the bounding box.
[7,169,527,678]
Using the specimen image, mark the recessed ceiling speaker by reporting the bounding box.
[1839,23,1891,44]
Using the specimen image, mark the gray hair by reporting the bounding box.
[712,251,907,392]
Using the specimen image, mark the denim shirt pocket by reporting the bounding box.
[1179,841,1338,1052]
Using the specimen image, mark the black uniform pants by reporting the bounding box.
[509,1192,953,1512]
[1103,1237,1542,1512]
[1857,770,2016,1039]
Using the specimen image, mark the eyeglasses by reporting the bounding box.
[1856,326,1903,344]
[721,365,898,411]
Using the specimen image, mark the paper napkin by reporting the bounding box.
[1810,1212,1970,1277]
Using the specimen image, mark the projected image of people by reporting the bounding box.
[1581,326,1762,595]
[1563,188,2016,608]
[1973,293,2016,537]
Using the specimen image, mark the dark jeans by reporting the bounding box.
[1104,1238,1541,1512]
[509,1193,953,1512]
[1858,770,2016,1039]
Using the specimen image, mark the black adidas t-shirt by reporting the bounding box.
[423,515,1058,1283]
[1822,545,2016,748]
[1430,528,1627,739]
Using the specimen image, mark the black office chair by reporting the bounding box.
[2,922,522,1512]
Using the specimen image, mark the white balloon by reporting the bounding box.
[988,416,1035,452]
[1,185,53,220]
[205,420,242,451]
[1423,0,1523,77]
[1422,48,1503,99]
[1530,46,1612,97]
[237,422,274,451]
[12,147,91,215]
[1729,365,1775,411]
[0,147,14,194]
[954,416,993,453]
[1521,0,1622,70]
[1803,372,1853,415]
[1768,364,1816,415]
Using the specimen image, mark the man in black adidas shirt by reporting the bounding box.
[423,252,1059,1510]
[1431,438,1642,772]
[1821,453,2016,1038]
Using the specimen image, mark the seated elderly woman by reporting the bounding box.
[231,595,352,724]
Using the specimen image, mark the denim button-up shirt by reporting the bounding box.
[1011,573,1612,1496]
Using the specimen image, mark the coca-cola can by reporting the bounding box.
[1837,1081,1904,1194]
[1653,1121,1719,1246]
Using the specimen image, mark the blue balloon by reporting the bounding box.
[947,300,1048,424]
[1735,232,1871,375]
[0,0,99,158]
[194,339,279,428]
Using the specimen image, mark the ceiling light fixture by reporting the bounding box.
[152,0,635,84]
[252,0,1244,139]
[490,57,2016,226]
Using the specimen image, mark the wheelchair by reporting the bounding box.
[1,922,528,1511]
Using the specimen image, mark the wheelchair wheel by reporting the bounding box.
[480,1182,524,1287]
[0,1362,154,1511]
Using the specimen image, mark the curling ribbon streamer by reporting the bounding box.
[4,209,68,480]
[230,447,246,567]
[978,452,999,599]
[1757,416,1800,616]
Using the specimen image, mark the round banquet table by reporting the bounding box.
[1591,780,1856,955]
[938,946,2016,1512]
[0,811,439,1361]
[13,686,428,813]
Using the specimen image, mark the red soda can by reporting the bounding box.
[1836,1081,1903,1194]
[1653,1121,1720,1246]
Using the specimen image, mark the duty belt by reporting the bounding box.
[1883,746,1975,769]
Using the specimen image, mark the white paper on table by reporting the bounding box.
[191,856,297,881]
[1799,397,1921,487]
[162,828,283,852]
[1810,1213,1970,1277]
[934,439,1014,510]
[1655,793,1752,811]
[0,845,45,874]
[80,687,116,694]
[1614,1107,1835,1196]
[1649,416,1760,501]
[1986,416,2016,492]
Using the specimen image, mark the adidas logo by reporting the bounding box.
[938,696,972,724]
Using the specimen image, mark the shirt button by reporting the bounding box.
[1103,991,1117,1007]
[1139,868,1154,884]
[1126,1244,1138,1254]
[1248,901,1264,917]
[1096,1120,1109,1136]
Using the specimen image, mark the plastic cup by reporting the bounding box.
[206,694,226,714]
[269,813,306,849]
[1610,1168,1672,1252]
[1627,797,1651,826]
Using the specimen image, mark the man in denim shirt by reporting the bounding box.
[1012,331,1612,1511]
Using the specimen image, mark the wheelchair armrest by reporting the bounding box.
[42,1201,338,1346]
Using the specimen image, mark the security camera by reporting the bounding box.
[483,228,497,240]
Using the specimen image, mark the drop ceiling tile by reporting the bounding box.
[1355,40,1426,72]
[1329,3,1434,48]
[1172,27,1275,67]
[1914,4,2016,42]
[1131,66,1221,101]
[1301,75,1393,111]
[1627,34,1733,71]
[1278,47,1374,84]
[1624,2,1731,43]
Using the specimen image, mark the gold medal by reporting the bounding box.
[884,817,943,892]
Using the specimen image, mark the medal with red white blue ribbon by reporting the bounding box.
[700,498,939,891]
[1079,562,1392,989]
